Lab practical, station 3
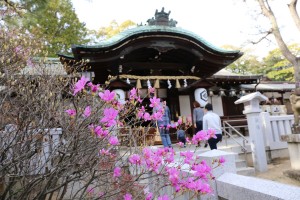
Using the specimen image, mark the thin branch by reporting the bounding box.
[249,29,273,44]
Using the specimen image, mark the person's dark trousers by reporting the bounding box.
[208,134,222,150]
[178,136,186,145]
[195,121,203,133]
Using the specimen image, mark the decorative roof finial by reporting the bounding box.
[147,7,177,27]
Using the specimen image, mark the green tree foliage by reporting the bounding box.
[227,54,261,75]
[252,1,300,91]
[97,20,136,40]
[223,45,261,75]
[3,0,88,56]
[262,43,300,81]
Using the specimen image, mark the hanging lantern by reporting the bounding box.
[154,79,160,88]
[136,79,142,89]
[208,90,214,97]
[175,79,181,88]
[240,89,246,96]
[219,88,226,96]
[229,88,236,97]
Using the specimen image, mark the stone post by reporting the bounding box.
[281,134,300,170]
[235,92,268,172]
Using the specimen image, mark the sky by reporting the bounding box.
[71,0,300,58]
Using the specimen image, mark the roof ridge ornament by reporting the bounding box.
[147,7,177,27]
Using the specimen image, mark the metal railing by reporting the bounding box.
[222,119,249,161]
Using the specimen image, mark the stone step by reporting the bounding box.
[236,167,255,176]
[235,159,247,168]
[219,146,241,153]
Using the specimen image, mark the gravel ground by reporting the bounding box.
[253,158,300,187]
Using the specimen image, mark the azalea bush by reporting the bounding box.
[60,77,224,200]
[1,71,224,199]
[0,3,224,200]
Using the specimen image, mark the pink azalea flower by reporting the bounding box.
[178,142,184,147]
[167,167,180,186]
[199,182,212,194]
[109,136,120,146]
[94,126,109,137]
[207,128,217,139]
[124,193,132,200]
[180,151,194,164]
[192,130,209,144]
[87,82,99,93]
[113,167,121,177]
[65,109,76,117]
[143,112,151,121]
[186,137,190,143]
[158,195,170,200]
[99,90,115,102]
[140,106,145,112]
[151,111,163,121]
[99,148,110,156]
[123,193,132,200]
[128,154,141,165]
[73,76,88,95]
[137,96,143,103]
[100,107,118,127]
[164,152,174,163]
[178,119,182,125]
[192,161,212,180]
[149,96,160,108]
[145,192,153,200]
[219,156,226,165]
[148,87,155,94]
[137,110,144,119]
[83,106,91,118]
[129,88,137,100]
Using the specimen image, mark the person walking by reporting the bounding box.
[193,101,204,146]
[203,103,222,150]
[155,99,172,148]
[177,124,186,147]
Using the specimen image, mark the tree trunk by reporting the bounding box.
[256,0,300,132]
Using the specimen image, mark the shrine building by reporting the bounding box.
[58,8,282,124]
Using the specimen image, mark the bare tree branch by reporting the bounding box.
[249,28,273,44]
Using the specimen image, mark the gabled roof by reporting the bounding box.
[71,25,240,55]
[59,8,243,83]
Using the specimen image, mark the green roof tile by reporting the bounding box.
[74,25,240,54]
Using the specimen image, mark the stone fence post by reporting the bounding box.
[235,92,268,172]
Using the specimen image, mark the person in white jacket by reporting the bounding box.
[203,103,222,150]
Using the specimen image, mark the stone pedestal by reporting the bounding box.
[198,150,237,200]
[235,92,268,172]
[281,134,300,170]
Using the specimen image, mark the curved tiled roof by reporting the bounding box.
[73,25,240,55]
